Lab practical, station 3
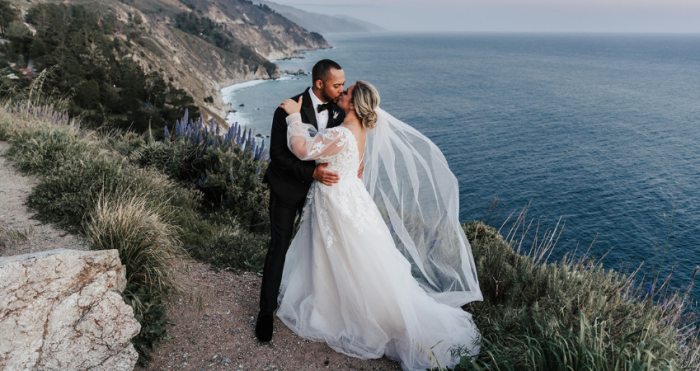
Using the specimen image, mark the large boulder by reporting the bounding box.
[0,249,140,370]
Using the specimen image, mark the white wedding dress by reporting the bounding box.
[277,114,481,371]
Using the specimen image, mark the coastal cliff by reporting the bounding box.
[5,0,330,123]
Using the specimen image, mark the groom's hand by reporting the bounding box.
[313,163,339,186]
[358,160,364,179]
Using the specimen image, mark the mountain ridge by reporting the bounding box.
[4,0,331,124]
[258,0,383,34]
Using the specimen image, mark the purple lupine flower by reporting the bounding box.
[174,119,180,136]
[183,108,189,125]
[647,282,654,296]
[216,122,220,135]
[209,118,215,133]
[164,125,170,139]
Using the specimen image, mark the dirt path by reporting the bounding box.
[140,263,403,371]
[0,141,88,257]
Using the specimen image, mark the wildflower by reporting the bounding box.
[183,108,189,125]
[647,282,654,296]
[210,118,215,133]
[164,125,170,139]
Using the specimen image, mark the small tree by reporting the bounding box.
[0,0,20,37]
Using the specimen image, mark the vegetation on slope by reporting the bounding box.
[173,11,277,77]
[454,221,699,370]
[0,2,199,133]
[0,100,268,364]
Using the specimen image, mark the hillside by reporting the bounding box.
[258,0,383,34]
[3,0,330,123]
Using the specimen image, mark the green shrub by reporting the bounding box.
[121,282,170,367]
[22,147,200,232]
[453,221,699,370]
[184,214,269,272]
[4,126,92,174]
[133,138,269,233]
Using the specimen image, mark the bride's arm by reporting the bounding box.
[286,113,347,161]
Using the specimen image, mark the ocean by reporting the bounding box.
[222,32,700,301]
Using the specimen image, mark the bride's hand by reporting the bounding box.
[279,96,303,115]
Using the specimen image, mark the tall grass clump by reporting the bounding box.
[86,193,188,295]
[448,202,700,370]
[85,193,190,360]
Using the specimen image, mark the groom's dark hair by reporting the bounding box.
[312,59,342,84]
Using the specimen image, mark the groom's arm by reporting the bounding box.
[269,106,317,183]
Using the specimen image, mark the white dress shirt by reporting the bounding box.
[307,87,329,131]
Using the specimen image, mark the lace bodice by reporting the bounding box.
[317,127,361,180]
[286,113,361,182]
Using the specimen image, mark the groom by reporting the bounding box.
[256,59,349,342]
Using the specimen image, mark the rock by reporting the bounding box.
[0,249,140,371]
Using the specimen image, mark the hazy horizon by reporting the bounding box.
[272,0,700,34]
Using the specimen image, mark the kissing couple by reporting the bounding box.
[257,59,483,370]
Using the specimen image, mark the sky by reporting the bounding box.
[274,0,700,33]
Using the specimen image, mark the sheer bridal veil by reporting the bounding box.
[363,108,483,307]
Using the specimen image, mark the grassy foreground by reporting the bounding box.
[1,100,698,370]
[0,100,270,364]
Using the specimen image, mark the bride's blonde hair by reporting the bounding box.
[352,80,380,130]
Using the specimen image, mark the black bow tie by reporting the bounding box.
[317,102,332,113]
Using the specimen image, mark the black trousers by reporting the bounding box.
[259,190,306,315]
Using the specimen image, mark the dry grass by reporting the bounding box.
[86,193,190,298]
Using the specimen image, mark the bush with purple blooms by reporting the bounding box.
[125,109,271,270]
[134,110,268,232]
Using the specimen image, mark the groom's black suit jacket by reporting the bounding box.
[263,88,346,205]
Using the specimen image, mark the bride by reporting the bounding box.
[276,80,482,370]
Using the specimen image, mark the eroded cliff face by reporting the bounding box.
[8,0,330,123]
[109,0,330,123]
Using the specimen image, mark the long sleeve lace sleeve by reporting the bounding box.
[286,113,348,161]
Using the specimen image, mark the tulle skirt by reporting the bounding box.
[277,178,480,371]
